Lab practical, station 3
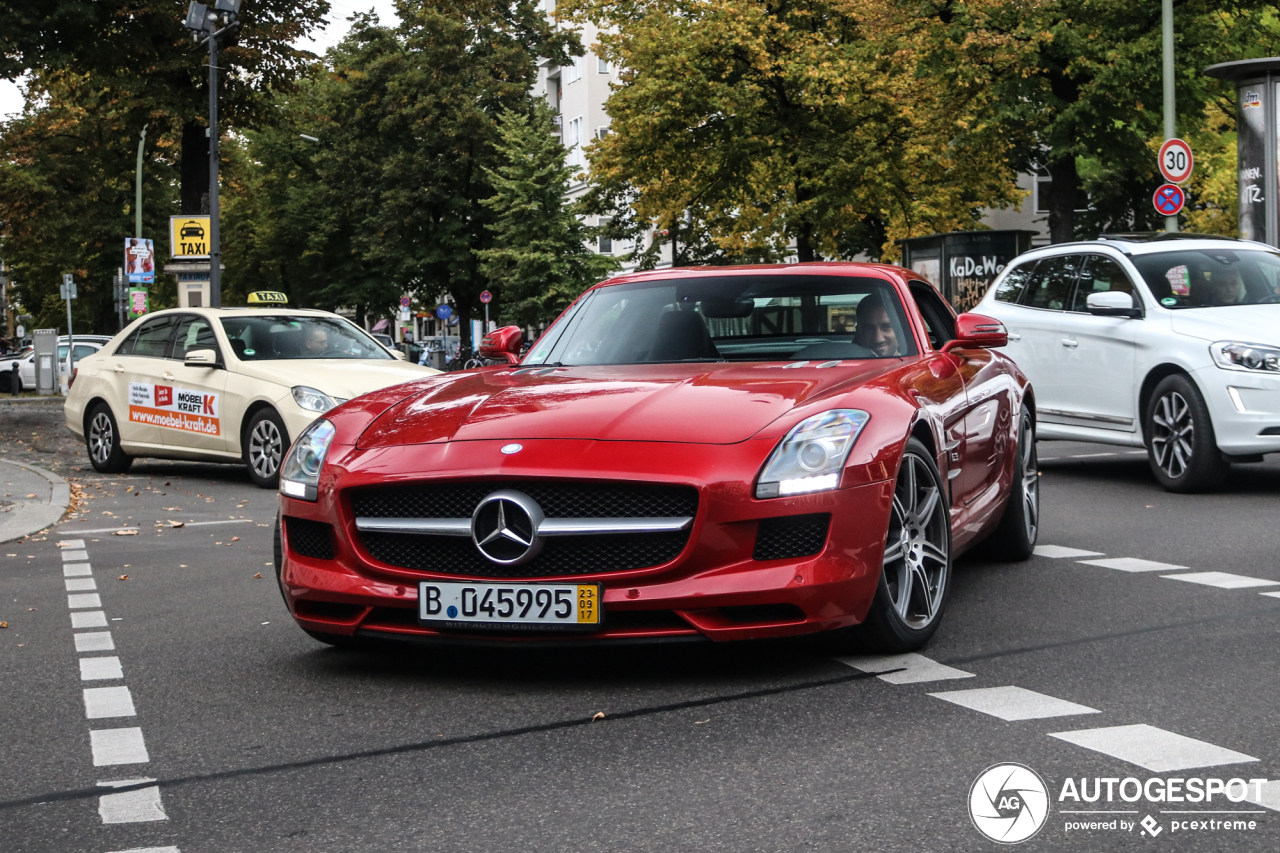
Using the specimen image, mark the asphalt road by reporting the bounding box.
[3,410,1280,852]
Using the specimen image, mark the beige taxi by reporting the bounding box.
[65,306,438,487]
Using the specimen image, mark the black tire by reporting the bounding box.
[243,408,289,489]
[854,437,953,653]
[984,405,1039,561]
[0,372,13,393]
[86,403,133,474]
[1145,374,1229,493]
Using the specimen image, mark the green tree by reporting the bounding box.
[562,0,1030,262]
[478,105,618,328]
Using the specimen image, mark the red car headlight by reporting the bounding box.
[755,409,870,499]
[279,418,336,501]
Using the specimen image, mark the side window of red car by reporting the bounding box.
[909,282,956,350]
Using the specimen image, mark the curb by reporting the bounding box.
[0,458,71,543]
[0,397,65,406]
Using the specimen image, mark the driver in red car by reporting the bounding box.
[853,294,900,357]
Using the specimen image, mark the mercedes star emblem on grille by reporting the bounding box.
[501,443,523,454]
[471,490,546,565]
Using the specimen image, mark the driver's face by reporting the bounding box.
[1207,273,1240,305]
[305,331,328,352]
[856,307,898,357]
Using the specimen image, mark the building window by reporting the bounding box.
[598,56,609,74]
[566,116,584,168]
[564,56,581,85]
[595,126,610,140]
[598,218,613,254]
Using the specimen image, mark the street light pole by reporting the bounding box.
[135,124,147,239]
[1162,0,1178,234]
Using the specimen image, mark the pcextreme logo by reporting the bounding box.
[969,763,1051,844]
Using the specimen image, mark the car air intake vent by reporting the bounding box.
[360,530,689,578]
[349,481,698,520]
[285,516,335,560]
[753,513,830,561]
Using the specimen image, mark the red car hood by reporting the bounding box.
[357,361,901,447]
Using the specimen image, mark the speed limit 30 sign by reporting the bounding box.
[1159,138,1194,184]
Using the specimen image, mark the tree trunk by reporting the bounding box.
[795,223,817,263]
[1047,157,1079,244]
[181,121,209,215]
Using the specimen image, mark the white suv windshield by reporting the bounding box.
[1131,249,1280,308]
[525,275,918,365]
[220,316,392,361]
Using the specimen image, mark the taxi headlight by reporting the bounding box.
[292,385,339,413]
[1210,341,1280,373]
[279,419,335,501]
[755,410,870,499]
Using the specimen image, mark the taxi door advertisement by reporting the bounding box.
[129,382,220,435]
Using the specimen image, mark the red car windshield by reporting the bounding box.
[525,275,918,365]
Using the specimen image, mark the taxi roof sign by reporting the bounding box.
[247,291,289,306]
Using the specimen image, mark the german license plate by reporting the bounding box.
[418,581,601,630]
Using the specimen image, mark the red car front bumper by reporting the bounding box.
[279,438,895,645]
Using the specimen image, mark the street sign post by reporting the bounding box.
[479,290,492,330]
[1153,184,1186,217]
[1158,138,1194,184]
[61,273,76,393]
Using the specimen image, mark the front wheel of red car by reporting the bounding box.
[856,438,953,653]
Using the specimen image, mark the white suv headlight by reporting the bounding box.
[280,419,336,501]
[756,410,871,499]
[1210,341,1280,373]
[292,385,339,413]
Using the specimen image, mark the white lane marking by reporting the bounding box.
[834,652,975,684]
[1161,571,1280,590]
[105,848,182,853]
[71,611,109,629]
[57,539,86,549]
[59,519,256,535]
[1078,557,1188,573]
[928,686,1101,721]
[80,657,124,681]
[1246,780,1280,812]
[68,593,103,609]
[84,686,137,719]
[63,562,92,577]
[97,779,167,824]
[75,632,116,652]
[90,728,150,766]
[1261,591,1280,599]
[1049,724,1258,772]
[1034,545,1105,559]
[61,549,89,562]
[65,577,97,592]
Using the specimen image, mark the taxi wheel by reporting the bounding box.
[244,408,289,488]
[86,404,133,474]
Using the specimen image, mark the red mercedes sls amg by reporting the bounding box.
[275,264,1037,651]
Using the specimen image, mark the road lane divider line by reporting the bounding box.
[1049,724,1258,772]
[58,519,256,536]
[927,686,1100,721]
[65,577,97,591]
[61,549,89,562]
[1162,571,1280,590]
[96,779,167,824]
[68,593,103,609]
[75,632,115,653]
[1034,545,1104,559]
[71,611,108,629]
[104,847,181,853]
[834,652,975,684]
[90,728,150,767]
[63,562,92,577]
[84,686,136,719]
[80,657,124,681]
[1078,557,1188,573]
[57,539,86,549]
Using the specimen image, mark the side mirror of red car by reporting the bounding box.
[940,313,1009,352]
[478,325,523,364]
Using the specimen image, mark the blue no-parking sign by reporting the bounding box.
[1153,184,1185,216]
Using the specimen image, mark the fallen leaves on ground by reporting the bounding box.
[253,572,263,579]
[167,520,184,528]
[118,575,128,581]
[230,536,240,542]
[0,622,7,628]
[591,711,605,721]
[113,529,138,536]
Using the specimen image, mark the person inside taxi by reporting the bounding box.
[304,326,331,356]
[853,294,900,357]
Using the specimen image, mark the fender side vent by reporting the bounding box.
[285,516,335,560]
[753,513,830,561]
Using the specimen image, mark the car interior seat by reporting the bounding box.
[646,310,721,362]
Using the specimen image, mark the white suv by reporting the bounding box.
[975,236,1280,492]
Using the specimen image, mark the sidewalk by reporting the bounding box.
[0,459,70,542]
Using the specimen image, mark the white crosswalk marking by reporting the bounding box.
[61,549,89,562]
[57,539,86,549]
[83,686,136,719]
[80,657,124,681]
[928,686,1100,721]
[1049,724,1258,772]
[68,593,103,609]
[1034,545,1104,558]
[71,611,108,629]
[63,562,92,577]
[1078,557,1187,573]
[834,653,975,684]
[65,577,97,592]
[97,779,167,823]
[90,728,150,766]
[74,632,115,653]
[1161,571,1280,589]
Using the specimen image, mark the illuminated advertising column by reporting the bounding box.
[1206,58,1280,247]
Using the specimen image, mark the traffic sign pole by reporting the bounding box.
[62,273,75,395]
[1162,0,1178,233]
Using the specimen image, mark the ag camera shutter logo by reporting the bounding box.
[969,763,1050,844]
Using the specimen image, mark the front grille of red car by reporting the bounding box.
[348,480,698,579]
[752,513,831,561]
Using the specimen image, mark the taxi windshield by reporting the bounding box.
[219,316,392,361]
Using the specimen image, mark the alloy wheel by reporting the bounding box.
[89,412,114,464]
[882,453,949,629]
[1020,412,1039,543]
[1150,391,1193,479]
[249,420,284,479]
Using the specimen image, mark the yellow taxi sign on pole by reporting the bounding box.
[170,216,212,259]
[247,291,289,306]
